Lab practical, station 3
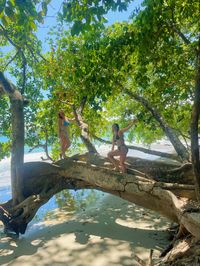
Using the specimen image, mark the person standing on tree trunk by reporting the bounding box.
[58,110,74,159]
[107,119,138,173]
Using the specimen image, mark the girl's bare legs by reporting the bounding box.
[107,149,121,170]
[119,153,127,173]
[60,136,71,158]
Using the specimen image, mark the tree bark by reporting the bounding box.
[72,97,98,153]
[124,88,190,162]
[0,72,24,204]
[0,154,199,237]
[191,40,200,202]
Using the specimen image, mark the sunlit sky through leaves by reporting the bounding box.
[36,0,143,52]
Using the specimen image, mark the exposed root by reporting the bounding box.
[132,249,153,266]
[160,224,189,258]
[160,237,200,265]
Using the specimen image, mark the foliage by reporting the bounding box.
[0,0,199,160]
[0,0,51,31]
[0,0,51,159]
[60,0,132,35]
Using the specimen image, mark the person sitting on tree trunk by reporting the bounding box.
[58,110,74,159]
[107,119,138,173]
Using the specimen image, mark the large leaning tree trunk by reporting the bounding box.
[0,72,24,204]
[191,40,200,202]
[0,153,199,237]
[124,88,190,162]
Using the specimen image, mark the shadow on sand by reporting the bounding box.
[0,194,171,266]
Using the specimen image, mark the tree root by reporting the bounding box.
[132,249,153,266]
[160,224,189,257]
[0,205,23,235]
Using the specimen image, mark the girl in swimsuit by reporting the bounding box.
[107,119,138,173]
[58,110,73,159]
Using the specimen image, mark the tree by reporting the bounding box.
[0,0,200,264]
[0,0,51,203]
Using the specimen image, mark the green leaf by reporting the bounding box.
[5,6,14,18]
[0,0,6,14]
[71,21,83,36]
[42,1,48,16]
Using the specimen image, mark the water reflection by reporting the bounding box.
[33,189,104,222]
[0,187,104,224]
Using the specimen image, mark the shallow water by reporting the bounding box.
[0,152,105,224]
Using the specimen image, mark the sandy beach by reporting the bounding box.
[0,193,171,266]
[0,142,176,266]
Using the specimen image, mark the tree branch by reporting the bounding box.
[93,135,180,161]
[0,72,16,95]
[0,155,199,237]
[21,52,27,95]
[171,24,191,46]
[0,24,21,50]
[124,88,189,161]
[165,1,194,48]
[3,51,20,71]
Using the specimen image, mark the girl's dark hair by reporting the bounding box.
[112,123,119,131]
[58,112,64,119]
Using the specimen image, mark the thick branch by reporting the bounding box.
[124,88,189,162]
[72,99,98,154]
[0,72,15,95]
[1,155,199,237]
[21,157,200,237]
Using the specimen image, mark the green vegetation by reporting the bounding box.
[0,2,200,261]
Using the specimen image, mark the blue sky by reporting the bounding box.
[1,0,143,79]
[1,1,143,59]
[1,0,143,70]
[36,0,143,53]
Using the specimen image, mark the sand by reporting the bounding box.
[0,193,171,266]
[0,141,175,265]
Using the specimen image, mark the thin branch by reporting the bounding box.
[165,1,193,48]
[78,96,87,115]
[28,129,53,162]
[0,24,47,63]
[93,135,180,161]
[0,24,21,50]
[59,99,74,106]
[3,51,20,71]
[26,43,47,62]
[28,143,44,153]
[21,52,27,95]
[171,23,191,46]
